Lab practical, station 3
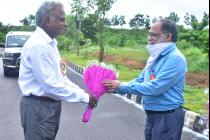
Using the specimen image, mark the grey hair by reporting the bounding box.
[35,1,63,26]
[157,19,178,42]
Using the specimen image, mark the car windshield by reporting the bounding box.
[6,35,30,48]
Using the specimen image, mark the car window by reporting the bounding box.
[6,35,30,47]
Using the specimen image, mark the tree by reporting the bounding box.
[88,0,116,62]
[129,14,145,29]
[82,14,98,42]
[111,15,126,47]
[0,22,8,42]
[144,15,150,29]
[71,0,90,56]
[184,12,209,30]
[184,13,199,29]
[60,15,77,51]
[111,15,126,27]
[199,12,209,30]
[104,18,112,26]
[184,13,190,25]
[191,15,199,30]
[20,14,35,26]
[166,12,180,23]
[129,14,150,29]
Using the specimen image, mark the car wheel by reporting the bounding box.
[3,66,10,76]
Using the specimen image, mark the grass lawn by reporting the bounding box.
[60,47,209,115]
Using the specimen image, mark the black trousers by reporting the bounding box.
[20,96,61,140]
[144,108,185,140]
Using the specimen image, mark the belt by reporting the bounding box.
[145,106,182,114]
[28,95,60,102]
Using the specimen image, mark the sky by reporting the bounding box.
[0,0,209,27]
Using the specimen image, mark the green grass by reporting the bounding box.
[60,47,209,114]
[184,85,209,114]
[112,65,140,81]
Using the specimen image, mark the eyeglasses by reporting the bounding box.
[148,32,167,37]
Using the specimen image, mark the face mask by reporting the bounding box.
[146,42,173,56]
[145,42,174,68]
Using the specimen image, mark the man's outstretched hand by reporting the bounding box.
[88,95,98,109]
[103,80,121,93]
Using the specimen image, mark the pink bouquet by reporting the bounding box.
[82,60,118,123]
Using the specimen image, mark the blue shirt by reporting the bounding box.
[116,44,187,111]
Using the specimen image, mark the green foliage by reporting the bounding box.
[82,14,99,42]
[20,14,35,26]
[0,32,6,42]
[88,0,116,16]
[181,47,209,73]
[0,22,7,42]
[113,65,140,82]
[111,15,126,26]
[103,28,147,47]
[118,34,126,47]
[0,23,35,42]
[184,12,209,30]
[129,14,148,29]
[57,35,71,50]
[184,85,209,114]
[165,12,180,23]
[178,29,209,54]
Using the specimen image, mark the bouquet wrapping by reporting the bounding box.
[82,60,118,123]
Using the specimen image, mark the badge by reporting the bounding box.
[150,74,156,80]
[61,59,67,76]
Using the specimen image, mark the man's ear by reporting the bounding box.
[166,33,172,42]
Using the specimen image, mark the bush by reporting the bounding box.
[177,40,192,49]
[182,47,209,73]
[178,29,209,54]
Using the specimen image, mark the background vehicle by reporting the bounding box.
[2,31,32,76]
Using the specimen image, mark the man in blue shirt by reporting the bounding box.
[103,19,187,140]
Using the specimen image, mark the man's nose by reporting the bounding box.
[148,35,152,41]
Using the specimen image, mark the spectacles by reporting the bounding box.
[148,32,166,37]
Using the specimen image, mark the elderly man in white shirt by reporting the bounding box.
[18,1,97,140]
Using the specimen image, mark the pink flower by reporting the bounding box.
[82,61,117,123]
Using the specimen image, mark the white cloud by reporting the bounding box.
[107,0,209,25]
[0,0,209,26]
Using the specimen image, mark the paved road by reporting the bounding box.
[0,57,207,140]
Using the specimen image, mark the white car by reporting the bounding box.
[2,31,32,76]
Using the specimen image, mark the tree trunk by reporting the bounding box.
[77,16,82,56]
[99,18,104,62]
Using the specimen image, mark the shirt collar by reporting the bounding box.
[36,26,58,47]
[160,43,176,56]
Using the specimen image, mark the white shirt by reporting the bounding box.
[18,27,89,103]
